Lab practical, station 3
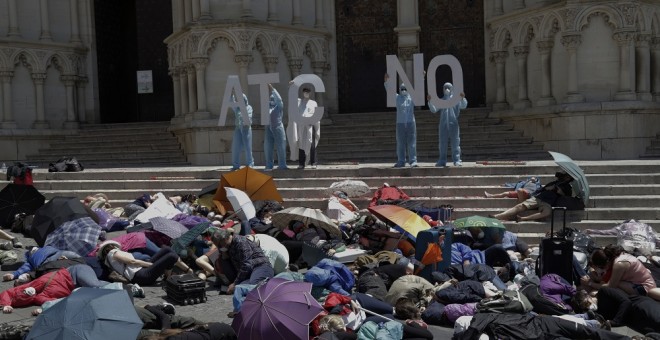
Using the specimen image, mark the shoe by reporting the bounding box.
[230,167,240,171]
[277,166,289,170]
[128,283,145,298]
[227,311,237,318]
[393,163,404,168]
[410,163,419,168]
[160,302,176,315]
[10,239,22,248]
[263,168,273,172]
[435,163,446,168]
[297,165,305,169]
[0,242,11,251]
[454,162,463,167]
[98,231,107,242]
[311,164,317,169]
[288,264,299,272]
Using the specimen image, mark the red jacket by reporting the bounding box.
[0,268,74,308]
[369,186,410,207]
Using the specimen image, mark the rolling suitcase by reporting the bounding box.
[164,273,207,305]
[414,226,453,281]
[536,207,574,284]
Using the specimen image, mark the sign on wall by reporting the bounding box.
[137,70,154,94]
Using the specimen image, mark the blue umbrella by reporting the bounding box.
[549,151,590,204]
[26,288,143,340]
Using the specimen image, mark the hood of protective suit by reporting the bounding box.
[399,83,409,96]
[442,83,453,99]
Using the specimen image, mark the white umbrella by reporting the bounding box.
[326,180,371,198]
[248,234,289,274]
[225,187,256,221]
[271,207,341,238]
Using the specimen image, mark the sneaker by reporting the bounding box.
[10,239,22,248]
[311,164,317,169]
[160,302,176,315]
[128,283,145,298]
[393,163,404,168]
[410,163,419,168]
[277,166,289,170]
[0,242,12,251]
[435,163,446,168]
[263,168,273,172]
[454,162,463,167]
[297,165,305,169]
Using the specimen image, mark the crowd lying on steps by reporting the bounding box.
[0,186,658,340]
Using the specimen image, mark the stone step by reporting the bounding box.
[322,121,516,132]
[322,134,533,146]
[329,109,492,123]
[28,148,184,159]
[318,149,548,161]
[516,234,617,247]
[323,130,525,143]
[78,121,170,133]
[25,157,189,168]
[63,132,177,143]
[51,138,180,148]
[41,144,182,154]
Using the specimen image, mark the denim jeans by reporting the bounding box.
[395,122,417,166]
[67,264,110,288]
[232,126,254,169]
[263,123,287,169]
[438,119,461,166]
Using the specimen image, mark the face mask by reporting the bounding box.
[263,217,272,224]
[588,303,598,311]
[477,231,485,239]
[303,92,310,99]
[400,90,407,95]
[219,247,228,252]
[269,100,275,107]
[444,88,451,96]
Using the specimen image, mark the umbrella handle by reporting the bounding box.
[356,306,396,322]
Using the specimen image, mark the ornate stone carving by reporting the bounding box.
[549,18,560,36]
[234,54,253,67]
[398,47,418,60]
[235,30,254,51]
[287,58,303,71]
[536,40,554,53]
[311,61,328,71]
[635,34,651,48]
[490,51,509,63]
[559,8,578,31]
[523,25,535,44]
[514,46,530,58]
[31,73,47,82]
[193,58,208,70]
[488,25,497,49]
[189,32,204,53]
[60,74,77,85]
[652,37,660,50]
[584,11,616,31]
[1,48,14,60]
[0,71,14,79]
[17,54,34,72]
[616,3,637,26]
[561,34,582,50]
[613,31,635,46]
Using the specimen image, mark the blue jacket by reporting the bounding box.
[304,259,354,296]
[12,246,80,277]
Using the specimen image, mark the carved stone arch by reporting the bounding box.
[652,11,660,36]
[516,20,537,46]
[634,8,649,33]
[539,12,564,40]
[304,38,326,62]
[44,52,73,74]
[494,27,512,51]
[280,34,303,62]
[0,50,9,70]
[254,31,275,57]
[200,31,239,57]
[11,50,40,73]
[575,5,624,32]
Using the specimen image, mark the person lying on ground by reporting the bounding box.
[485,176,540,203]
[589,244,660,301]
[0,229,23,248]
[2,245,81,282]
[491,171,573,221]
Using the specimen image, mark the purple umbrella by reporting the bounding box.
[149,216,188,239]
[231,278,323,340]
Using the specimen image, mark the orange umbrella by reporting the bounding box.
[415,235,445,275]
[213,167,283,215]
[368,204,430,241]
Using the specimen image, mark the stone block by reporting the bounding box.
[192,132,210,153]
[585,114,617,139]
[601,138,647,160]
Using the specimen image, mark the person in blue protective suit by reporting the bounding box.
[263,84,288,171]
[427,83,467,167]
[231,93,254,170]
[384,74,418,168]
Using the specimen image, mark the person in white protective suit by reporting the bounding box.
[293,87,320,169]
[384,74,418,168]
[427,83,467,167]
[231,93,254,170]
[263,84,288,170]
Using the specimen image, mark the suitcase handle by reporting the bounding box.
[550,206,567,237]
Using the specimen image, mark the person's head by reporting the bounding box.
[590,244,624,269]
[333,191,348,199]
[97,240,121,262]
[289,220,306,233]
[468,227,485,240]
[571,289,597,313]
[269,93,276,108]
[399,83,407,95]
[211,228,235,251]
[554,171,573,182]
[318,314,345,333]
[395,298,421,319]
[302,87,311,99]
[443,82,453,97]
[259,209,274,224]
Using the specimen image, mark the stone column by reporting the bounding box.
[179,68,189,115]
[291,0,302,25]
[0,72,17,128]
[636,34,652,101]
[263,56,278,73]
[512,0,525,10]
[176,0,186,28]
[184,0,192,24]
[513,46,531,109]
[62,75,79,129]
[194,59,209,114]
[171,70,182,117]
[561,34,585,103]
[267,0,279,23]
[186,65,197,113]
[235,54,252,90]
[192,0,201,21]
[652,38,660,102]
[613,31,636,101]
[536,40,555,106]
[199,0,212,20]
[491,51,509,110]
[172,0,182,31]
[31,73,49,128]
[493,0,504,16]
[314,0,325,29]
[76,77,87,123]
[288,58,303,78]
[39,0,52,41]
[241,0,253,18]
[70,0,81,43]
[312,61,328,119]
[7,0,20,37]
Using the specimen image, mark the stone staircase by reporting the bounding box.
[25,122,189,168]
[319,108,549,163]
[641,133,660,159]
[30,160,660,246]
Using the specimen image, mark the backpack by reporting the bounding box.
[369,185,410,207]
[11,213,34,237]
[519,283,571,315]
[476,289,533,314]
[48,157,84,172]
[6,162,33,185]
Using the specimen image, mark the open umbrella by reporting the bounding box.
[0,184,45,228]
[368,204,430,241]
[453,215,505,229]
[213,167,283,215]
[44,217,102,256]
[31,197,94,247]
[325,180,371,198]
[248,234,289,274]
[549,151,590,204]
[26,287,143,340]
[271,207,341,238]
[225,187,256,221]
[232,278,323,340]
[149,216,188,239]
[171,222,212,256]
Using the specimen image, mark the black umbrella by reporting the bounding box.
[0,184,45,228]
[31,196,94,246]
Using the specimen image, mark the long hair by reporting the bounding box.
[591,244,624,267]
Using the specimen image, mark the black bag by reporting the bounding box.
[164,273,207,305]
[536,207,574,284]
[48,157,84,172]
[519,283,571,316]
[10,214,34,236]
[476,290,533,314]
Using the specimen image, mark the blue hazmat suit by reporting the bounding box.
[263,88,288,170]
[231,94,254,170]
[385,82,417,167]
[428,83,467,166]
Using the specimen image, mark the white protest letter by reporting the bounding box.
[248,73,280,125]
[385,53,425,106]
[287,74,325,125]
[427,55,464,109]
[218,76,248,126]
